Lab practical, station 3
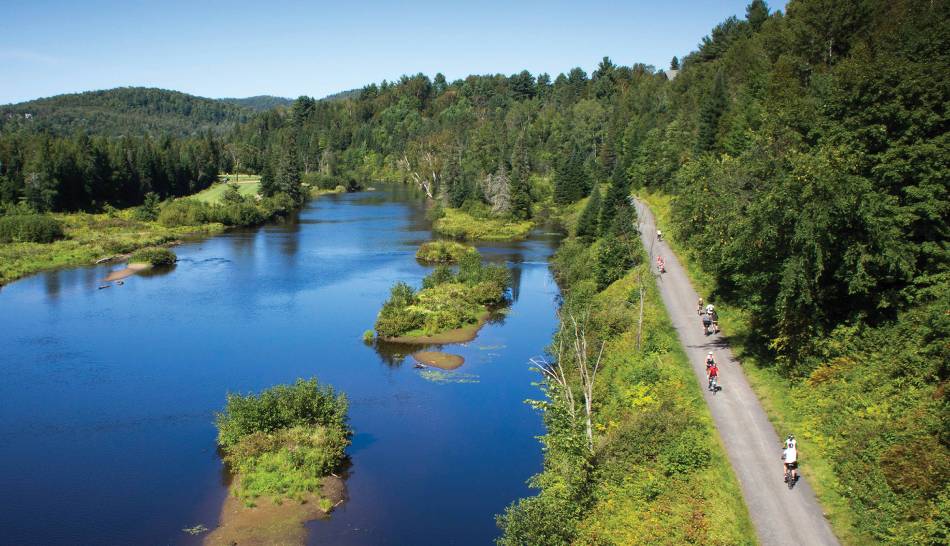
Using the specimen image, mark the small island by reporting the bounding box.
[375,249,510,343]
[206,378,351,545]
[433,208,534,241]
[415,240,478,264]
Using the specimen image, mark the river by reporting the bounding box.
[0,185,561,545]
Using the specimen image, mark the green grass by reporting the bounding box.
[638,189,866,544]
[415,240,478,264]
[192,174,261,203]
[433,208,534,241]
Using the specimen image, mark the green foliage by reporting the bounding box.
[553,149,589,205]
[215,378,351,505]
[157,199,212,227]
[129,246,176,266]
[216,378,350,450]
[0,214,64,243]
[133,192,161,221]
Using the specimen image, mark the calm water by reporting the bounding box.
[0,185,561,545]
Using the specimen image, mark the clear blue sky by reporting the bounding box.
[1,0,786,104]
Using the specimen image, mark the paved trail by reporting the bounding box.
[635,199,839,546]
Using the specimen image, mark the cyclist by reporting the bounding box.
[783,436,799,483]
[702,310,712,335]
[711,307,720,333]
[705,351,716,370]
[657,229,663,241]
[707,361,719,391]
[656,256,665,273]
[696,297,704,315]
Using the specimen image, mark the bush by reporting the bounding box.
[0,214,64,243]
[216,378,350,449]
[133,192,161,221]
[129,247,176,266]
[416,240,477,264]
[157,199,212,227]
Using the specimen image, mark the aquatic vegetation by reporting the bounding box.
[419,369,479,384]
[182,524,208,535]
[215,378,351,506]
[415,240,478,264]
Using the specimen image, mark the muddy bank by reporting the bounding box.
[204,475,346,546]
[413,351,465,370]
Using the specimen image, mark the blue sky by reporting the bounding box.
[1,0,787,104]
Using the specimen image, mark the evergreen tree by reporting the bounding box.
[553,148,587,205]
[600,162,631,235]
[274,142,303,203]
[746,0,769,31]
[671,56,680,70]
[575,185,601,239]
[595,207,640,290]
[509,134,532,220]
[696,70,727,154]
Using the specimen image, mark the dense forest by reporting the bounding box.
[0,0,946,541]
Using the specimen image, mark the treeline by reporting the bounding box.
[224,54,670,221]
[0,132,227,211]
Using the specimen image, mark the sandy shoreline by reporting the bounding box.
[103,262,150,281]
[382,311,490,344]
[412,351,465,370]
[203,476,346,546]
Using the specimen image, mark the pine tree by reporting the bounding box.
[600,162,631,235]
[576,185,601,239]
[509,134,532,220]
[671,56,680,70]
[554,148,587,205]
[696,70,727,154]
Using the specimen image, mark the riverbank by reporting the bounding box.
[0,185,347,287]
[0,210,224,286]
[497,202,755,544]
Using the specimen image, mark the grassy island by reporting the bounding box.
[433,208,533,241]
[375,250,510,341]
[415,240,478,264]
[215,378,351,506]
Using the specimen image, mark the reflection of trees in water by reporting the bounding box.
[509,265,523,302]
[372,338,447,368]
[43,270,62,299]
[137,264,177,278]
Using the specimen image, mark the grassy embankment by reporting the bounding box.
[192,174,261,203]
[0,174,301,286]
[207,378,351,544]
[640,190,949,544]
[374,248,510,343]
[497,216,755,544]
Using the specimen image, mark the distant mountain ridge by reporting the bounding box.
[0,87,257,137]
[218,95,293,111]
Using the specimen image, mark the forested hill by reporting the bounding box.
[0,87,252,137]
[218,95,293,111]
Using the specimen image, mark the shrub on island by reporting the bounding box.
[215,378,351,506]
[129,246,176,266]
[415,240,478,264]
